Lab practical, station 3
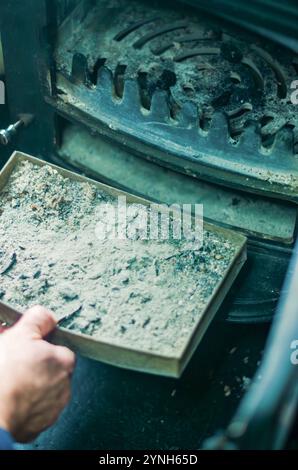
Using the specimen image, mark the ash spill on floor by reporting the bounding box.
[0,161,236,356]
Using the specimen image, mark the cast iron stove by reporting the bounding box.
[0,0,298,451]
[53,0,298,201]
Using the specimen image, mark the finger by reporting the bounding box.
[53,346,76,374]
[17,305,57,339]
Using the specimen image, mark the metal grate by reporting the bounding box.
[53,0,298,202]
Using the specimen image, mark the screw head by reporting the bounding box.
[0,130,9,145]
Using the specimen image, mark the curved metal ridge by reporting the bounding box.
[251,45,288,99]
[152,31,222,55]
[174,47,220,62]
[113,16,160,41]
[133,21,188,49]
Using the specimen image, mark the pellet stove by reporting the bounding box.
[0,0,297,450]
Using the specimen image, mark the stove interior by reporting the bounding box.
[51,0,298,203]
[3,0,292,323]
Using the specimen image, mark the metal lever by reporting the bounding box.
[0,114,34,146]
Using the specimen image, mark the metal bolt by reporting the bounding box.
[0,114,34,146]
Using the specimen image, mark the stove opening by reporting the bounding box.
[50,0,298,203]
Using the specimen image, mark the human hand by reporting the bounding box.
[0,305,75,442]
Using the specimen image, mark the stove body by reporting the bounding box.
[0,0,297,449]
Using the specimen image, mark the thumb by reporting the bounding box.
[16,305,57,339]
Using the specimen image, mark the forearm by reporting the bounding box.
[0,306,75,444]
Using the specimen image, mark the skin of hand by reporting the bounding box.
[0,305,75,443]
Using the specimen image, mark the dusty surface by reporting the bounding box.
[0,161,238,356]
